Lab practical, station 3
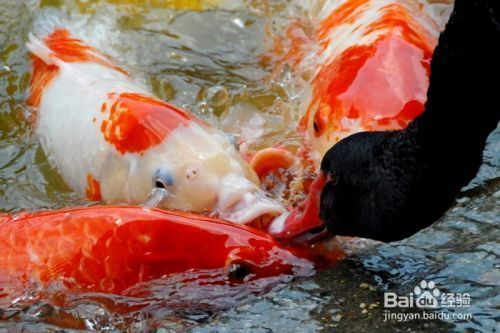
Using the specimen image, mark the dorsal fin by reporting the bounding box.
[27,28,128,108]
[28,28,127,73]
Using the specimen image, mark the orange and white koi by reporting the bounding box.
[27,28,284,224]
[0,206,313,294]
[260,0,448,238]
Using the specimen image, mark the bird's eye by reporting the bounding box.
[153,168,173,189]
[330,170,339,185]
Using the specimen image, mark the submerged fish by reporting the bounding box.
[26,28,284,224]
[0,206,313,294]
[258,0,446,238]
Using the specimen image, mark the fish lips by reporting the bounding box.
[220,190,286,225]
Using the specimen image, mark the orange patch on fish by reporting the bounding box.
[300,43,375,135]
[86,174,102,201]
[299,1,438,150]
[302,30,432,138]
[364,4,435,57]
[317,0,370,40]
[100,93,195,154]
[27,56,59,108]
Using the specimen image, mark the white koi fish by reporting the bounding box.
[27,28,284,224]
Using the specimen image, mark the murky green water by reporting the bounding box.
[0,0,498,332]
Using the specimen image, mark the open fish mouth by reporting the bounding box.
[219,190,286,225]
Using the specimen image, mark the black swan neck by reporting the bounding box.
[410,0,500,149]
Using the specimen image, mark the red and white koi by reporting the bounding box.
[26,28,284,224]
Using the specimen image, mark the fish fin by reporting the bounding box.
[27,28,127,74]
[26,33,62,68]
[26,45,60,108]
[26,28,128,108]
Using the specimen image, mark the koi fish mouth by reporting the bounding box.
[219,190,286,226]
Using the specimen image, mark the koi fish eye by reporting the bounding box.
[153,168,173,189]
[313,121,320,133]
[313,118,323,136]
[227,262,252,282]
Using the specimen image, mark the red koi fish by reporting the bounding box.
[258,0,447,238]
[0,206,313,295]
[26,28,284,225]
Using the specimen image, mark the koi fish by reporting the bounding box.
[258,0,447,238]
[0,206,313,294]
[26,28,284,224]
[301,0,443,162]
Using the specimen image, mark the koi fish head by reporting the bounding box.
[301,33,431,162]
[96,93,284,224]
[298,0,439,167]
